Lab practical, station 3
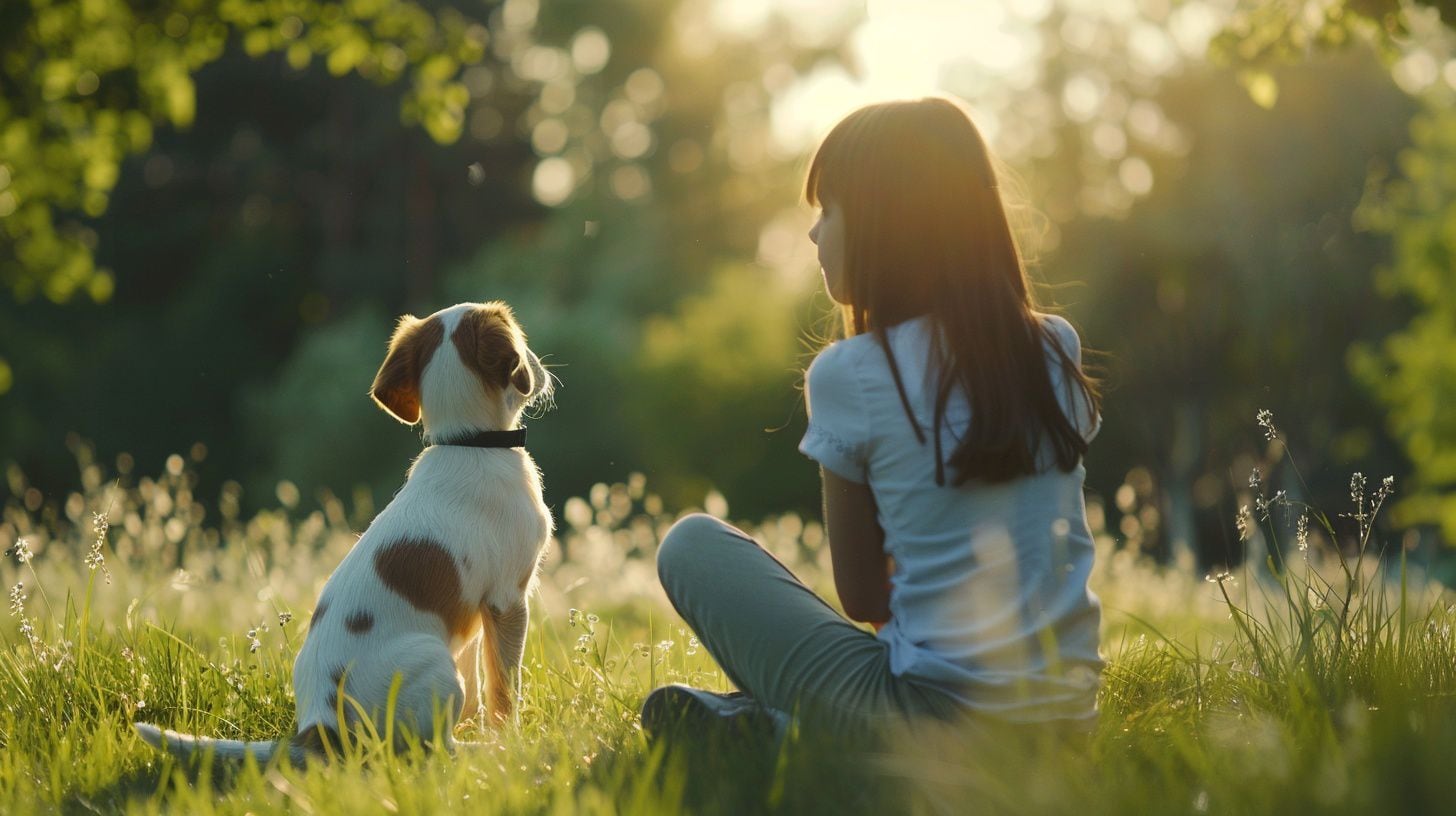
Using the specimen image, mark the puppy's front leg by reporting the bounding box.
[482,599,528,726]
[456,635,484,726]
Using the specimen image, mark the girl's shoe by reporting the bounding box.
[640,684,789,743]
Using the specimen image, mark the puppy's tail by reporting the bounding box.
[134,722,297,764]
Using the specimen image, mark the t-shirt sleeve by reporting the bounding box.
[1047,315,1101,442]
[799,343,871,483]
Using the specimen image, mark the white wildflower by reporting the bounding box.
[85,512,111,584]
[8,538,33,565]
[1256,409,1276,441]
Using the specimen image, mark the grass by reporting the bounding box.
[2,434,1456,815]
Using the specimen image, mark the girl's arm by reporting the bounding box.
[820,467,890,625]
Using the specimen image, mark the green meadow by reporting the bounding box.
[2,442,1454,815]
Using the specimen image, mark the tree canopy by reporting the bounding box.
[0,0,489,309]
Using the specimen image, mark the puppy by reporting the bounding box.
[136,301,555,762]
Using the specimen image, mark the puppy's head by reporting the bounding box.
[370,302,550,427]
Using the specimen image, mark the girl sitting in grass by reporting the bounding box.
[643,96,1104,740]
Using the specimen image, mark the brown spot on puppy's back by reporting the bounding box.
[344,610,374,634]
[373,538,477,637]
[452,303,533,395]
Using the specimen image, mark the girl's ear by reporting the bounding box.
[371,315,444,424]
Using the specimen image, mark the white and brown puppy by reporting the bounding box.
[135,301,554,762]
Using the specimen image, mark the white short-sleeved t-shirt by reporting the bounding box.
[799,314,1103,722]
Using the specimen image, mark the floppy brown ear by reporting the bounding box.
[454,304,534,395]
[370,315,444,424]
[509,351,534,396]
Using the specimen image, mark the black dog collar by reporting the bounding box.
[428,428,527,449]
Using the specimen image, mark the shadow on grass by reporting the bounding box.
[639,724,913,815]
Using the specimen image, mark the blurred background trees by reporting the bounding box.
[3,0,1454,566]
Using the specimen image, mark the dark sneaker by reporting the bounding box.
[640,684,789,744]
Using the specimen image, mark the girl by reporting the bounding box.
[644,96,1103,738]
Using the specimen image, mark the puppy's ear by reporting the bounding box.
[508,349,534,396]
[456,305,534,395]
[371,315,444,424]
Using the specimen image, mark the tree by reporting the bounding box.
[0,0,493,396]
[1351,100,1456,540]
[1210,0,1456,543]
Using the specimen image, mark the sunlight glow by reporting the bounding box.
[765,0,1040,152]
[754,0,1232,159]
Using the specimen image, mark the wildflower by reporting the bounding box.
[574,633,593,655]
[1256,409,1276,441]
[1296,512,1309,553]
[1236,505,1251,541]
[568,608,580,627]
[277,611,293,627]
[1349,473,1366,508]
[6,538,33,565]
[85,512,112,584]
[1204,571,1236,585]
[8,582,24,617]
[1375,475,1395,503]
[656,640,675,653]
[247,627,261,654]
[686,636,700,656]
[1248,467,1262,491]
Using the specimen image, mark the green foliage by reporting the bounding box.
[0,0,490,306]
[1351,100,1456,541]
[1056,50,1415,562]
[627,266,821,513]
[1210,0,1454,106]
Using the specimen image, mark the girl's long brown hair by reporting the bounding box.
[805,96,1100,486]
